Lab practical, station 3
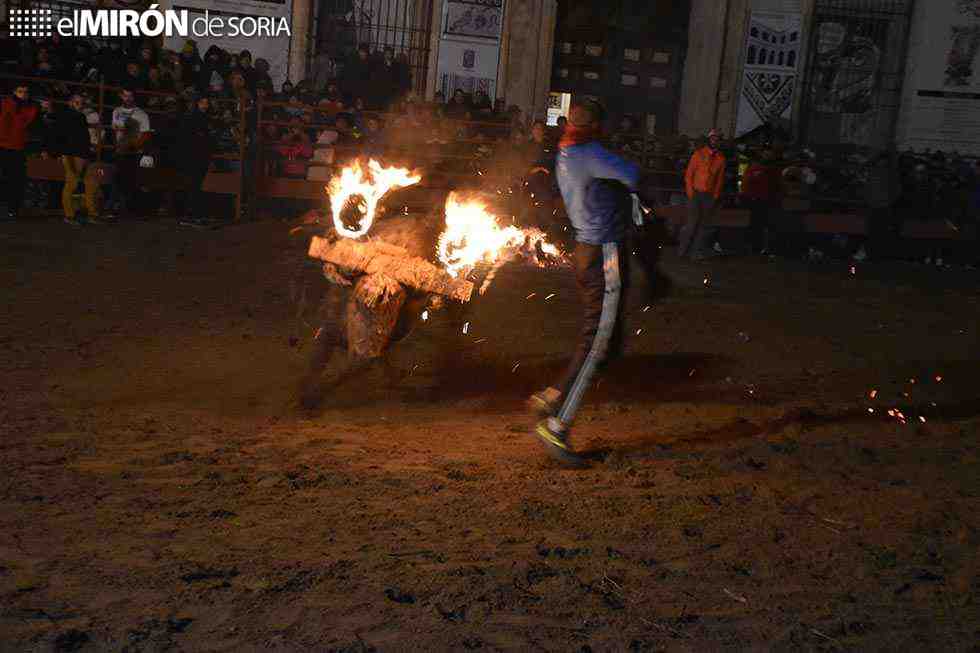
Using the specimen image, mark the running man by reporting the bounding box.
[529,100,642,464]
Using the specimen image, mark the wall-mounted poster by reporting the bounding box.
[438,39,501,99]
[437,0,505,102]
[444,0,504,41]
[898,0,980,154]
[735,11,802,137]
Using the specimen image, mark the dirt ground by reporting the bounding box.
[1,216,979,652]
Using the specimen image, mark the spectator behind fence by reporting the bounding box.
[197,46,227,95]
[472,90,492,116]
[0,84,39,221]
[527,119,555,197]
[679,129,726,261]
[49,93,101,225]
[277,119,313,179]
[856,150,902,262]
[177,96,218,229]
[312,50,337,93]
[253,58,274,92]
[445,89,470,119]
[179,40,202,87]
[740,147,782,255]
[374,47,411,108]
[109,88,152,221]
[342,44,373,107]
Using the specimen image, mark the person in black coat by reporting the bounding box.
[176,96,217,228]
[341,44,373,107]
[45,94,101,224]
[196,45,227,95]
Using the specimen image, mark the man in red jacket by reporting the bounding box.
[0,84,40,220]
[739,148,782,255]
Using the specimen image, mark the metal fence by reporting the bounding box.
[799,0,915,151]
[313,0,434,96]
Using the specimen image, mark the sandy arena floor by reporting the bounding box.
[1,218,978,651]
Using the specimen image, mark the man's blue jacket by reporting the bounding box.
[556,141,641,245]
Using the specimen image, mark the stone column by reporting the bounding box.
[715,0,751,138]
[288,0,313,84]
[425,0,445,100]
[497,0,557,122]
[678,0,732,137]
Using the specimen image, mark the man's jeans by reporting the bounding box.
[677,191,718,259]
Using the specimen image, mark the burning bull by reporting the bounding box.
[297,159,564,407]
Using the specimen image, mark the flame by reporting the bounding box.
[437,193,564,278]
[328,159,421,238]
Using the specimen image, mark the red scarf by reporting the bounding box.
[559,124,599,149]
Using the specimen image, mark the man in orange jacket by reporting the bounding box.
[678,129,726,260]
[0,84,40,221]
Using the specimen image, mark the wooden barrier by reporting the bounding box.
[27,156,242,195]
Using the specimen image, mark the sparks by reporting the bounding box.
[511,362,521,372]
[526,293,536,299]
[935,375,943,383]
[421,310,429,321]
[545,293,556,301]
[635,328,643,335]
[869,389,878,399]
[643,305,651,312]
[328,159,421,238]
[462,322,469,335]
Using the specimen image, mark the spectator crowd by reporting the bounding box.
[0,29,978,262]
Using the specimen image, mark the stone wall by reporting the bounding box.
[678,0,813,139]
[289,0,312,84]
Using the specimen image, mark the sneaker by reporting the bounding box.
[533,419,586,466]
[528,387,562,417]
[63,216,82,227]
[935,258,944,267]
